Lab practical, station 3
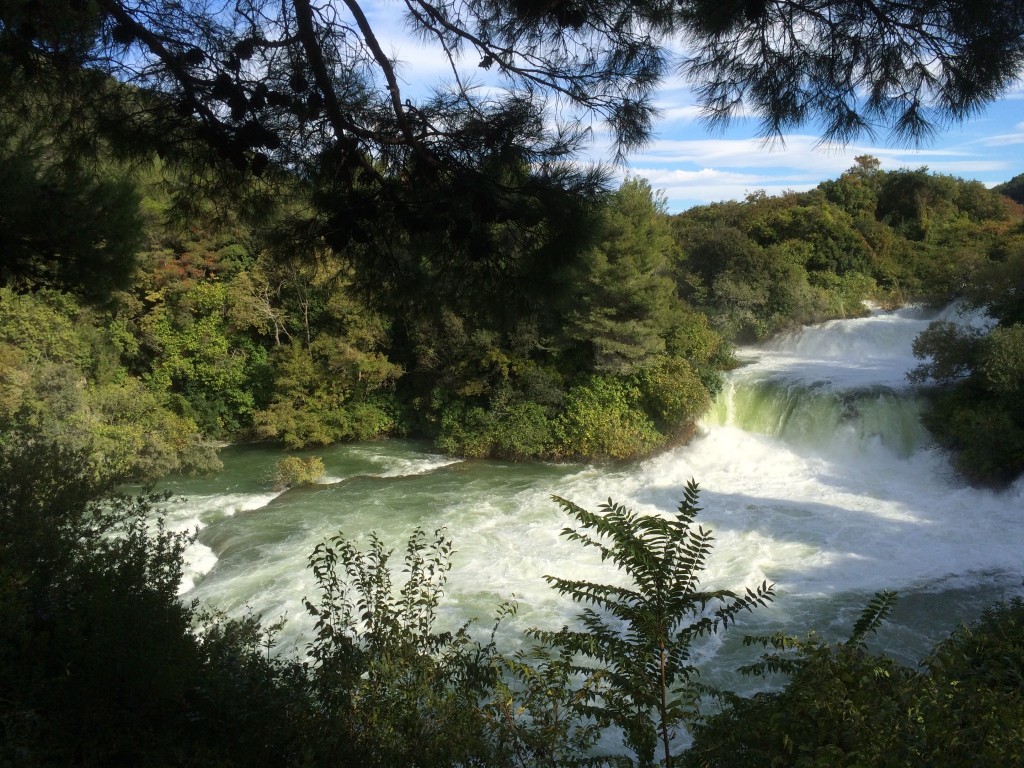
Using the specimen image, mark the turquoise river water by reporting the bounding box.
[153,304,1024,692]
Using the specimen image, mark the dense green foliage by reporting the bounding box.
[994,172,1024,205]
[682,593,1024,768]
[672,157,1019,342]
[0,288,219,481]
[272,455,325,488]
[910,325,1024,486]
[411,178,728,462]
[536,481,774,767]
[300,527,502,766]
[3,134,1022,480]
[0,126,141,300]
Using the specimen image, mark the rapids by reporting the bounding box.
[155,304,1023,686]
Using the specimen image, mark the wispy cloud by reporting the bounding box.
[974,124,1024,147]
[617,131,1019,212]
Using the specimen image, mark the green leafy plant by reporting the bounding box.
[0,436,306,766]
[302,527,500,767]
[535,480,774,767]
[681,591,1024,767]
[271,455,325,488]
[482,614,603,768]
[553,375,662,460]
[682,590,913,768]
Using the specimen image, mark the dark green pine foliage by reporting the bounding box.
[568,178,684,374]
[535,480,774,767]
[0,113,144,302]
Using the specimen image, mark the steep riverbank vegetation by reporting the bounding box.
[3,113,1023,477]
[906,230,1024,485]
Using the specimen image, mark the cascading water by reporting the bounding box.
[155,304,1023,684]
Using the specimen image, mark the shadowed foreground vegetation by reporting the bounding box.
[2,438,1022,767]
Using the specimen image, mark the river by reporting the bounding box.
[154,303,1024,690]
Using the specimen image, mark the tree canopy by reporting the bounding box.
[6,0,1020,154]
[2,0,1022,294]
[678,0,1024,144]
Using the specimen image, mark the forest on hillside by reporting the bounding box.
[4,125,1024,483]
[3,0,1024,484]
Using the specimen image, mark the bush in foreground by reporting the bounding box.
[683,594,1024,768]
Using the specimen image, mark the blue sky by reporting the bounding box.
[369,9,1024,214]
[630,84,1024,213]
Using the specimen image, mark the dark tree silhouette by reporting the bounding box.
[2,0,1021,299]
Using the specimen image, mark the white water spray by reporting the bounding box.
[158,305,1023,672]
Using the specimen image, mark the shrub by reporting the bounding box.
[0,438,306,767]
[634,357,712,432]
[980,323,1024,393]
[346,399,398,440]
[272,455,325,488]
[436,402,496,457]
[683,594,1024,768]
[923,388,1024,486]
[302,528,501,766]
[491,402,554,460]
[554,375,662,460]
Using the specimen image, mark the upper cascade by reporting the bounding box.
[706,379,929,459]
[703,304,985,458]
[740,302,991,390]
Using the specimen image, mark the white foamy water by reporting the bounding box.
[160,491,285,593]
[749,302,989,388]
[162,306,1023,675]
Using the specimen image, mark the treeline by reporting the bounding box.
[675,156,1019,340]
[3,87,1023,482]
[2,162,730,474]
[0,79,729,473]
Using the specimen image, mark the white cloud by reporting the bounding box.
[653,103,705,124]
[975,130,1024,148]
[611,162,813,211]
[608,119,1024,212]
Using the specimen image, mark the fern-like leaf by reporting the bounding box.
[848,589,899,646]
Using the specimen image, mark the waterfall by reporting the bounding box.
[156,304,1023,671]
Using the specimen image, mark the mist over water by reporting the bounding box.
[158,304,1023,682]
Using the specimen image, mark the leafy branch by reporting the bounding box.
[534,479,775,767]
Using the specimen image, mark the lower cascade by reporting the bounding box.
[708,379,929,459]
[156,305,1024,684]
